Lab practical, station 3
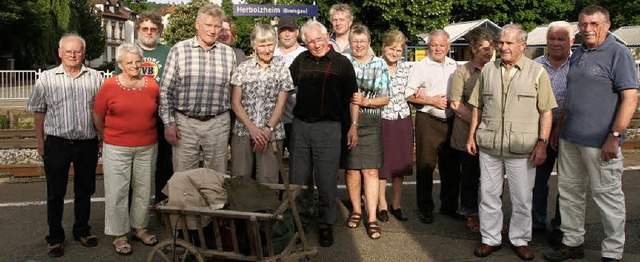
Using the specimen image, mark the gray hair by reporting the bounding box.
[329,4,353,21]
[300,20,328,43]
[115,43,143,63]
[427,29,450,44]
[547,21,575,40]
[251,24,277,47]
[196,4,225,22]
[59,33,86,50]
[349,24,371,42]
[500,24,527,43]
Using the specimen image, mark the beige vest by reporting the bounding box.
[476,58,544,157]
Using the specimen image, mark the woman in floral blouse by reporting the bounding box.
[377,30,414,223]
[343,24,390,240]
[230,24,294,183]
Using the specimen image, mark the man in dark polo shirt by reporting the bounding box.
[289,19,359,247]
[544,5,639,262]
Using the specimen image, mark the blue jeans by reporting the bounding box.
[532,145,561,230]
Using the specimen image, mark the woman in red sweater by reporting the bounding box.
[93,43,159,255]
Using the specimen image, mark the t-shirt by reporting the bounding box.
[114,44,171,84]
[449,62,481,151]
[560,33,639,148]
[93,76,159,147]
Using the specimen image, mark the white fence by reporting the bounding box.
[2,61,640,100]
[0,69,114,99]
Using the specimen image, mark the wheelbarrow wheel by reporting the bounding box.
[147,239,204,262]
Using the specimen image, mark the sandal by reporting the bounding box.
[347,212,363,229]
[466,213,480,233]
[365,221,381,240]
[74,234,98,247]
[113,236,132,256]
[132,229,158,246]
[47,243,64,258]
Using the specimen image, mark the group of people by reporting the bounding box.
[27,3,637,262]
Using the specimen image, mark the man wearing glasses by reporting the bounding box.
[544,5,639,262]
[27,33,104,258]
[288,20,358,247]
[115,11,173,204]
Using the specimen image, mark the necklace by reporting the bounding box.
[116,75,146,91]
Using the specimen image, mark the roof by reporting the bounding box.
[613,26,640,47]
[527,22,579,47]
[418,19,502,44]
[91,0,135,20]
[158,5,176,16]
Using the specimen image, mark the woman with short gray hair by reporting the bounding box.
[93,42,160,255]
[230,24,294,183]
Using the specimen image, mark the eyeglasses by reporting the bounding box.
[140,27,159,33]
[62,50,83,56]
[306,37,325,46]
[578,21,605,29]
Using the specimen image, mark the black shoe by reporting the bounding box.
[377,210,389,222]
[549,229,563,247]
[440,210,465,221]
[532,223,547,232]
[318,226,333,247]
[418,213,434,224]
[390,206,408,221]
[47,243,64,258]
[543,243,585,262]
[602,258,621,262]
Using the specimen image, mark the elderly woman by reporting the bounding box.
[230,24,294,183]
[343,24,390,240]
[448,27,496,232]
[376,30,413,222]
[219,16,248,65]
[93,43,159,255]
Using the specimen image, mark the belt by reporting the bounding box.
[46,135,98,144]
[425,112,451,123]
[175,109,226,121]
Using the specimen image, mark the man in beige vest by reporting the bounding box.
[466,24,557,261]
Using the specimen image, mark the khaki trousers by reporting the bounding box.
[173,112,230,174]
[230,135,282,183]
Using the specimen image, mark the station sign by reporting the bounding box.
[233,4,318,17]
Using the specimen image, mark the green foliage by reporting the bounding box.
[95,60,116,72]
[119,0,148,14]
[164,0,211,46]
[568,0,640,28]
[69,0,106,61]
[0,115,9,129]
[52,0,71,30]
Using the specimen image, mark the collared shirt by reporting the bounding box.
[381,60,412,120]
[290,48,358,122]
[159,36,237,126]
[405,55,458,119]
[345,54,391,126]
[561,33,639,148]
[26,64,103,139]
[534,53,570,120]
[449,62,482,151]
[275,45,307,124]
[230,56,294,140]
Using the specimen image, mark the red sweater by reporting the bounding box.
[94,76,159,147]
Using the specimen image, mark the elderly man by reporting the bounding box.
[27,34,103,258]
[114,11,172,204]
[544,6,639,262]
[405,29,460,224]
[159,4,236,173]
[467,24,556,261]
[531,21,574,244]
[289,20,358,247]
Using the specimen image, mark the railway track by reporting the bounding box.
[0,129,36,149]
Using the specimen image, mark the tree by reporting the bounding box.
[163,0,211,46]
[69,0,106,61]
[119,0,150,14]
[569,0,640,28]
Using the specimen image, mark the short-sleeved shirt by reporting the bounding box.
[449,62,481,151]
[381,60,412,120]
[405,55,458,119]
[289,48,358,123]
[114,44,171,83]
[467,58,556,114]
[26,65,103,140]
[534,53,570,121]
[345,55,391,126]
[159,37,236,126]
[230,56,294,140]
[93,76,159,147]
[560,33,639,148]
[275,45,307,124]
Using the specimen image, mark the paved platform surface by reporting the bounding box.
[2,160,640,261]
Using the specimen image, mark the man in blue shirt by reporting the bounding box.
[544,5,639,262]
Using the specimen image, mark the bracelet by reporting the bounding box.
[351,121,359,127]
[537,138,549,145]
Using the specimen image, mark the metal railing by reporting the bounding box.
[0,69,113,99]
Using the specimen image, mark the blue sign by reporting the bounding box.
[233,4,318,17]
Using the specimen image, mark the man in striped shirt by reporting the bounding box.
[27,33,104,258]
[159,4,236,173]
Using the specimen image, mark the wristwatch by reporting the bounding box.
[265,124,275,132]
[611,131,621,138]
[537,138,549,145]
